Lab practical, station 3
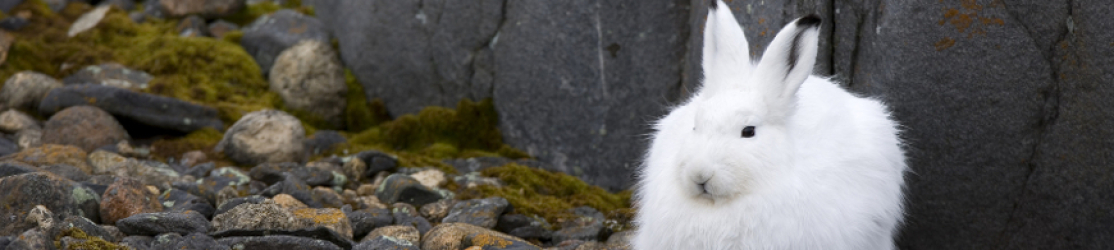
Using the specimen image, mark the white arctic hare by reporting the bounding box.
[632,1,907,250]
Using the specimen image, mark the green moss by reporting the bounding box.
[381,99,504,152]
[344,70,390,132]
[54,227,126,250]
[222,30,244,44]
[455,163,633,225]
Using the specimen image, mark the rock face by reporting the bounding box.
[216,110,306,165]
[41,106,130,152]
[1,71,62,112]
[241,9,329,75]
[312,0,689,190]
[270,40,348,128]
[39,84,224,133]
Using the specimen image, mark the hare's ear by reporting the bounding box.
[700,0,751,94]
[753,15,821,103]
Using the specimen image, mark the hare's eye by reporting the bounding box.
[741,126,756,138]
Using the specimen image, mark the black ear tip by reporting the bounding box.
[797,14,822,28]
[709,0,718,9]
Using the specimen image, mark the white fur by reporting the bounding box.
[632,2,907,250]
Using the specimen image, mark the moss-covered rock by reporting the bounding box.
[455,163,633,227]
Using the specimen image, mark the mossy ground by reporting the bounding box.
[54,228,126,250]
[1,0,633,231]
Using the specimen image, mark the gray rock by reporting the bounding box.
[0,109,39,133]
[240,9,329,75]
[13,128,40,150]
[52,215,116,242]
[99,177,163,225]
[346,208,392,240]
[210,227,354,249]
[0,136,16,157]
[38,84,224,134]
[5,228,51,250]
[353,235,418,250]
[270,40,348,128]
[38,164,89,182]
[215,110,306,166]
[0,161,36,178]
[420,223,539,250]
[355,150,397,178]
[175,170,250,206]
[40,105,129,152]
[119,235,154,250]
[0,172,101,235]
[213,195,267,216]
[0,16,29,31]
[259,172,323,207]
[115,211,210,236]
[250,162,333,186]
[183,162,215,178]
[0,0,23,13]
[62,63,153,90]
[159,188,215,219]
[305,130,346,155]
[150,232,229,250]
[442,197,509,229]
[1,71,62,113]
[156,0,246,18]
[177,15,209,37]
[551,206,604,243]
[376,174,443,207]
[361,225,418,243]
[100,0,135,11]
[208,20,239,39]
[210,201,305,232]
[217,235,343,250]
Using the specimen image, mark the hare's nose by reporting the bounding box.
[697,181,708,193]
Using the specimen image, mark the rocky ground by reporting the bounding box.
[0,0,634,249]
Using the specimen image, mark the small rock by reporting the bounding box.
[0,16,29,31]
[551,206,605,243]
[377,174,443,207]
[353,235,419,250]
[102,225,126,243]
[41,106,130,152]
[392,204,431,236]
[250,162,332,186]
[422,223,540,250]
[495,214,545,235]
[362,225,418,244]
[25,205,52,229]
[38,84,224,133]
[217,235,342,250]
[52,215,116,242]
[0,137,16,157]
[353,195,387,210]
[357,184,377,196]
[116,211,210,236]
[443,197,509,229]
[213,195,267,216]
[159,189,215,219]
[260,172,322,207]
[68,5,111,37]
[604,230,634,250]
[347,208,392,240]
[4,144,91,173]
[5,228,51,250]
[179,151,208,169]
[273,194,308,209]
[0,109,39,133]
[0,172,101,235]
[507,226,552,243]
[119,235,154,250]
[0,71,62,111]
[177,15,208,37]
[150,232,229,250]
[100,177,163,225]
[208,20,239,39]
[0,161,36,178]
[270,40,348,127]
[357,150,398,177]
[183,162,215,179]
[443,157,514,173]
[62,63,153,90]
[313,186,345,208]
[157,0,246,18]
[420,199,455,222]
[341,158,365,189]
[454,172,504,189]
[292,208,353,240]
[241,9,329,75]
[306,130,346,155]
[14,128,41,149]
[411,169,447,188]
[216,110,306,166]
[210,202,306,232]
[100,0,136,10]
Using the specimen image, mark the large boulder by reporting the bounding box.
[39,84,224,133]
[41,106,130,152]
[0,172,101,235]
[269,40,348,128]
[215,110,306,166]
[312,0,690,190]
[241,9,329,76]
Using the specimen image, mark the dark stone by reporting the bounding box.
[260,173,323,208]
[0,161,37,178]
[305,130,346,156]
[250,162,334,186]
[312,187,345,208]
[551,206,604,243]
[355,150,397,177]
[392,211,431,236]
[0,16,28,31]
[207,20,239,39]
[216,235,343,250]
[508,226,552,242]
[495,214,533,233]
[50,215,116,242]
[0,136,16,157]
[463,231,541,250]
[213,195,267,216]
[99,176,163,225]
[210,227,354,249]
[119,235,154,250]
[442,197,510,229]
[182,162,215,179]
[240,9,328,75]
[177,171,250,206]
[5,228,51,250]
[176,15,209,37]
[100,0,135,10]
[159,188,216,219]
[150,232,229,250]
[0,0,23,13]
[352,235,418,250]
[0,172,101,235]
[62,63,153,90]
[0,236,11,249]
[376,174,442,207]
[346,208,392,240]
[38,84,224,134]
[41,105,130,153]
[115,211,211,236]
[38,164,90,182]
